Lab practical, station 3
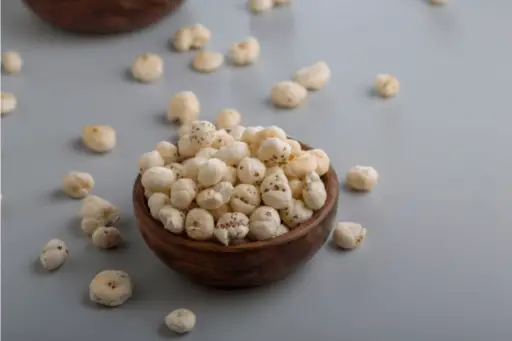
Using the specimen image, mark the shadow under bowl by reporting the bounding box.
[132,141,340,289]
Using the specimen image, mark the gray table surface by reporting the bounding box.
[2,0,512,340]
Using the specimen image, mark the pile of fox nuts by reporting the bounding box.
[137,119,330,246]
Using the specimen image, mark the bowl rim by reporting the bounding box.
[132,140,339,253]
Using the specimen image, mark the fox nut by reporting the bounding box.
[270,81,307,109]
[294,61,331,90]
[178,135,202,158]
[345,166,379,191]
[185,208,215,241]
[214,212,250,246]
[333,222,367,250]
[229,37,260,66]
[81,125,116,153]
[302,171,327,210]
[181,157,208,181]
[80,195,120,226]
[192,50,224,73]
[257,138,292,167]
[279,199,313,228]
[260,173,292,209]
[230,184,261,215]
[216,109,242,129]
[159,205,186,234]
[190,120,217,147]
[137,150,165,174]
[167,91,200,124]
[308,149,330,176]
[61,171,95,199]
[141,166,176,194]
[92,226,122,249]
[211,129,235,149]
[131,53,163,83]
[374,74,399,98]
[170,178,197,210]
[156,141,179,164]
[197,158,228,187]
[237,157,266,185]
[249,206,281,241]
[147,192,170,219]
[214,141,251,166]
[284,151,318,179]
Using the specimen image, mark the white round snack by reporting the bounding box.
[159,205,186,234]
[280,199,313,228]
[81,217,102,236]
[92,226,122,249]
[374,74,399,98]
[230,184,261,215]
[61,171,95,199]
[222,166,238,185]
[289,178,304,199]
[165,308,196,334]
[190,120,217,147]
[265,166,285,177]
[185,208,215,241]
[255,126,287,144]
[212,181,235,203]
[196,147,218,159]
[189,23,212,48]
[1,92,17,115]
[257,138,292,167]
[211,130,235,149]
[40,239,68,271]
[286,139,302,154]
[173,24,211,51]
[249,206,281,241]
[333,222,367,250]
[170,178,197,210]
[226,125,246,141]
[276,224,290,236]
[214,141,251,166]
[208,203,232,221]
[294,61,331,90]
[182,157,208,181]
[214,212,250,246]
[241,126,264,145]
[178,134,202,158]
[302,171,327,210]
[345,165,379,191]
[89,270,133,307]
[237,157,266,185]
[229,37,260,66]
[156,141,179,164]
[192,50,224,73]
[284,151,318,179]
[80,195,120,226]
[249,0,273,13]
[167,91,200,123]
[308,149,330,176]
[260,172,292,209]
[196,188,224,210]
[270,81,307,108]
[81,125,116,153]
[197,158,228,187]
[216,109,241,129]
[147,192,170,219]
[131,53,163,83]
[2,51,22,73]
[141,166,176,194]
[167,163,185,179]
[137,150,165,174]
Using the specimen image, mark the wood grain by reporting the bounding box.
[23,0,184,34]
[132,141,340,288]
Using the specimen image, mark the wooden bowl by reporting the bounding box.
[132,142,340,289]
[23,0,184,35]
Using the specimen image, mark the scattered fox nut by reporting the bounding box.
[80,195,120,226]
[61,171,95,198]
[374,74,399,98]
[2,51,22,74]
[294,61,331,90]
[165,308,196,334]
[89,270,133,307]
[1,92,17,115]
[92,226,122,249]
[271,81,307,108]
[131,53,163,83]
[40,239,69,271]
[192,51,224,73]
[333,222,367,250]
[167,91,200,123]
[216,109,242,129]
[173,24,211,51]
[229,37,260,66]
[345,166,379,191]
[81,125,116,153]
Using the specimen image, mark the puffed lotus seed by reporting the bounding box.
[81,125,116,153]
[280,199,313,228]
[61,171,95,199]
[260,173,292,209]
[208,203,232,221]
[170,178,197,210]
[40,239,69,271]
[81,217,102,236]
[173,24,211,51]
[266,166,285,177]
[249,206,281,241]
[286,139,302,154]
[147,192,170,219]
[237,157,266,185]
[302,171,327,210]
[430,0,447,5]
[333,222,367,250]
[167,163,185,179]
[196,147,218,159]
[289,178,304,199]
[211,130,235,149]
[182,157,208,181]
[165,308,196,334]
[213,181,235,203]
[159,205,186,234]
[141,166,176,194]
[294,61,331,90]
[80,195,120,226]
[92,226,122,249]
[190,120,217,147]
[214,141,251,166]
[271,81,307,109]
[226,125,246,141]
[89,270,133,307]
[2,51,22,74]
[345,165,379,191]
[192,50,224,73]
[156,141,179,164]
[214,212,250,246]
[196,188,225,210]
[308,149,330,176]
[179,121,194,137]
[167,91,200,123]
[137,150,165,174]
[229,37,260,66]
[284,151,318,179]
[185,208,215,241]
[223,166,238,185]
[131,53,163,83]
[230,184,261,215]
[276,224,290,236]
[249,0,273,13]
[216,109,242,129]
[1,92,17,116]
[257,138,292,167]
[178,135,202,158]
[197,158,228,187]
[255,126,287,144]
[374,74,399,98]
[241,126,264,145]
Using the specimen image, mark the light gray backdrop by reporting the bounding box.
[2,0,512,340]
